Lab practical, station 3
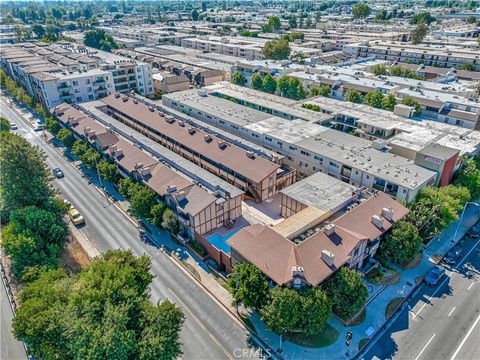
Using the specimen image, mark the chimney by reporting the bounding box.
[371,214,384,228]
[321,250,335,266]
[175,190,186,202]
[291,265,304,278]
[324,223,336,236]
[134,162,144,169]
[140,167,151,177]
[382,207,394,222]
[83,126,91,135]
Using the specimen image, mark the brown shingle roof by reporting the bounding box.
[101,94,280,183]
[229,192,409,286]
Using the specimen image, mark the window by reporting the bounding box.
[300,150,310,157]
[76,96,82,102]
[314,155,323,162]
[265,136,272,142]
[313,166,322,172]
[72,81,78,86]
[88,94,94,100]
[329,161,338,168]
[353,247,359,257]
[219,120,225,124]
[299,161,308,168]
[289,146,297,151]
[86,79,90,84]
[277,141,283,146]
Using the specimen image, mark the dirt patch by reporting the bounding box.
[180,260,201,281]
[59,239,91,274]
[385,297,405,320]
[348,307,366,326]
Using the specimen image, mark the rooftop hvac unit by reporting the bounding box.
[165,115,175,124]
[188,127,196,135]
[246,151,255,159]
[204,134,212,142]
[178,121,185,127]
[122,96,128,102]
[114,93,120,98]
[218,141,227,149]
[149,106,154,112]
[133,100,138,104]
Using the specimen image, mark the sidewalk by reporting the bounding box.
[248,202,480,360]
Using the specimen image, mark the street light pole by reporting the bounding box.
[452,202,479,242]
[94,156,110,205]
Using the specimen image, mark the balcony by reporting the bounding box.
[114,77,128,84]
[94,78,105,84]
[57,83,70,90]
[59,91,73,97]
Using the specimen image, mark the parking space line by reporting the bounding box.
[447,307,456,317]
[414,334,436,360]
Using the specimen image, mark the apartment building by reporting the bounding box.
[163,88,437,202]
[51,102,244,239]
[229,191,409,287]
[97,93,295,202]
[0,42,114,108]
[99,25,192,46]
[0,41,154,106]
[344,40,480,71]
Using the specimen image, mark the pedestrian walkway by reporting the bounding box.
[247,202,480,360]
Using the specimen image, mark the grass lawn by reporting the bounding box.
[285,323,339,348]
[399,252,422,269]
[385,297,405,320]
[358,338,370,351]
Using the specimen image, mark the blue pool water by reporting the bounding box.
[206,228,241,254]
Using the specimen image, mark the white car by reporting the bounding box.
[10,123,17,130]
[33,123,43,131]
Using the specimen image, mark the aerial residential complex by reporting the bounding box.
[2,2,480,359]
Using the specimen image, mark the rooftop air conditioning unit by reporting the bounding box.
[204,134,212,142]
[114,93,120,98]
[188,127,196,135]
[218,141,227,149]
[165,115,175,124]
[324,223,336,236]
[246,151,255,159]
[321,250,335,266]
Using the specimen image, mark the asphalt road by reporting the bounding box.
[361,234,480,360]
[1,275,27,360]
[1,99,260,360]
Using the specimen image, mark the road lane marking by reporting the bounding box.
[468,282,474,290]
[447,307,456,317]
[414,237,480,319]
[168,288,234,360]
[450,312,480,360]
[414,334,436,360]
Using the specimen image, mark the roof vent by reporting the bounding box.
[321,250,335,266]
[204,134,212,142]
[291,265,304,278]
[246,151,255,159]
[382,207,394,222]
[324,223,336,236]
[188,127,196,135]
[371,214,384,228]
[134,162,144,169]
[218,141,227,149]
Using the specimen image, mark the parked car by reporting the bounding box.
[10,123,17,130]
[33,123,43,131]
[52,167,64,178]
[443,247,463,265]
[424,266,445,286]
[68,208,85,226]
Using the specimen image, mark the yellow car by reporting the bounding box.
[68,208,85,226]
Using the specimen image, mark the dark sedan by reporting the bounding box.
[52,167,64,178]
[424,266,445,286]
[443,247,463,265]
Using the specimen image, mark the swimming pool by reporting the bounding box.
[206,228,242,254]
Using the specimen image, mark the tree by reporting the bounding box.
[370,64,387,76]
[56,128,75,148]
[71,140,89,158]
[465,15,477,24]
[0,132,53,212]
[410,13,436,25]
[286,78,306,100]
[381,94,397,111]
[44,117,61,135]
[298,287,331,335]
[380,220,422,264]
[454,157,480,200]
[352,3,371,19]
[228,263,270,310]
[262,74,277,94]
[364,91,384,108]
[344,89,361,103]
[411,21,429,45]
[375,9,388,21]
[262,40,291,60]
[13,251,184,360]
[162,209,178,234]
[458,63,475,71]
[267,16,281,31]
[232,71,246,86]
[251,73,263,90]
[283,32,304,42]
[408,185,471,241]
[130,188,157,219]
[0,117,11,132]
[323,267,368,320]
[97,160,120,183]
[288,16,297,29]
[192,9,199,21]
[84,29,118,52]
[277,76,291,97]
[401,96,422,116]
[32,24,45,38]
[119,178,143,199]
[150,203,166,227]
[79,147,101,169]
[261,287,302,334]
